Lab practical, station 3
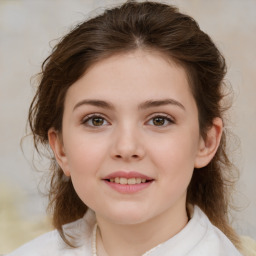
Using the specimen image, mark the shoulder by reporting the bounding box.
[189,206,242,256]
[6,230,63,256]
[152,205,243,256]
[6,210,96,256]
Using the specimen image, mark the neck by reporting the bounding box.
[95,204,188,256]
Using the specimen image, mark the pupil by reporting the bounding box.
[153,117,164,126]
[93,118,103,126]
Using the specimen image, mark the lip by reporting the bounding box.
[103,180,153,194]
[102,171,154,194]
[103,171,153,180]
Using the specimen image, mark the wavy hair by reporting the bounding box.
[28,1,240,249]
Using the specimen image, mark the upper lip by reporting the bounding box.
[103,171,154,180]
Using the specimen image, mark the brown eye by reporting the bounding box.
[92,117,104,126]
[82,115,109,127]
[147,115,174,127]
[153,117,165,126]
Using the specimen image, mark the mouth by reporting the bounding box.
[103,171,154,184]
[105,177,152,184]
[102,171,154,193]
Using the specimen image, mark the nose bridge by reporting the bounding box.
[111,120,144,161]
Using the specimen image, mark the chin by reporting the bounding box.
[104,206,152,225]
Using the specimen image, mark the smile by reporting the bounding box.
[103,171,154,193]
[108,177,147,184]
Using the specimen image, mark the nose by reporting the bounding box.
[111,124,145,161]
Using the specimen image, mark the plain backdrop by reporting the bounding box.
[0,0,255,253]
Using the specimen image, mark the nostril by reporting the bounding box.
[113,154,142,160]
[115,154,138,158]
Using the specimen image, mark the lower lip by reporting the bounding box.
[103,180,153,194]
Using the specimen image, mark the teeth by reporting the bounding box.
[128,178,136,185]
[120,177,127,184]
[136,178,142,184]
[109,177,148,184]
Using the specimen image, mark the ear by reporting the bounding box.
[48,128,70,176]
[194,117,223,168]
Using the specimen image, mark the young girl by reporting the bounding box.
[8,1,243,255]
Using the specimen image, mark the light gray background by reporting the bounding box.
[1,0,255,248]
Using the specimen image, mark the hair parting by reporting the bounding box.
[28,1,241,250]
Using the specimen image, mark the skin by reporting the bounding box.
[49,50,222,256]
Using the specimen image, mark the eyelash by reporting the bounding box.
[81,113,109,127]
[81,113,175,128]
[146,114,174,127]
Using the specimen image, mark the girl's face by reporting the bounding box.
[49,50,217,225]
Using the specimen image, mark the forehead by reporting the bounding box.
[66,50,192,102]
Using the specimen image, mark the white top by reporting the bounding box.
[7,206,242,256]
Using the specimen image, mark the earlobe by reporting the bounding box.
[48,128,70,176]
[194,118,223,168]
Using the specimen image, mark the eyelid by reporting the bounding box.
[145,113,175,126]
[80,112,175,127]
[81,113,110,127]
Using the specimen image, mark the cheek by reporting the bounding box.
[149,132,198,183]
[152,134,198,164]
[64,134,108,175]
[64,137,108,208]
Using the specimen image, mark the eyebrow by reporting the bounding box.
[73,98,185,111]
[73,99,114,111]
[138,99,185,111]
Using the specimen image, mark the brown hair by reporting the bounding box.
[28,0,240,249]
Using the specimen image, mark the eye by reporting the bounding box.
[82,114,109,127]
[147,114,174,127]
